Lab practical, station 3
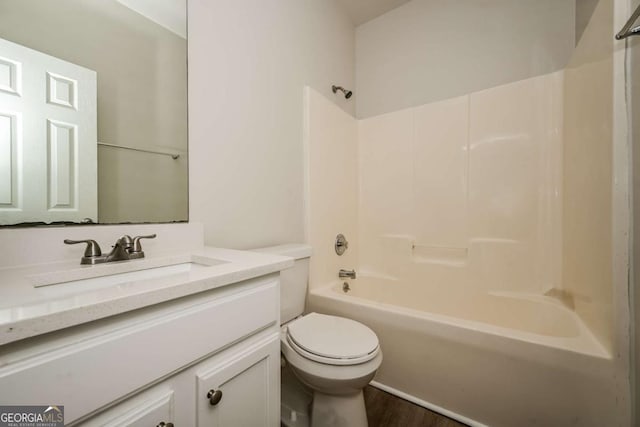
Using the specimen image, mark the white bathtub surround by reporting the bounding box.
[303,87,359,291]
[0,222,293,345]
[562,0,617,353]
[357,71,564,299]
[303,0,631,418]
[307,73,565,299]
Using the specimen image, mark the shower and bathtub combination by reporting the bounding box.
[302,0,633,424]
[308,261,611,426]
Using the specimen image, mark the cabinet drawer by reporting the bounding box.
[81,387,174,427]
[0,276,278,424]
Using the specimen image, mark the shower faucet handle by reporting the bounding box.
[335,234,349,255]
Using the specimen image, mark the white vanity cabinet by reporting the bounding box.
[85,331,280,427]
[0,273,281,427]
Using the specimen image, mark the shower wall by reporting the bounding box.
[303,0,630,420]
[304,87,359,290]
[302,0,621,357]
[562,0,614,353]
[355,0,619,353]
[358,72,564,295]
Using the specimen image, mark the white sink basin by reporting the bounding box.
[30,254,228,290]
[38,262,213,297]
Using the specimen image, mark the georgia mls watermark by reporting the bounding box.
[0,406,64,427]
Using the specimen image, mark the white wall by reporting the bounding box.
[355,0,576,118]
[576,0,600,44]
[188,0,355,249]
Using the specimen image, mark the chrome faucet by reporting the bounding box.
[64,234,156,265]
[105,237,131,262]
[338,269,356,279]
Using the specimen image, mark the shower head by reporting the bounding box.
[332,85,353,99]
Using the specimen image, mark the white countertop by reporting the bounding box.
[0,246,293,346]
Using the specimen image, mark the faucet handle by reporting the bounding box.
[64,239,102,257]
[132,234,157,253]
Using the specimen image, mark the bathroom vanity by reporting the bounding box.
[0,225,292,426]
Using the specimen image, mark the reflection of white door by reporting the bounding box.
[0,37,97,224]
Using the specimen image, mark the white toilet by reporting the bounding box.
[255,244,382,427]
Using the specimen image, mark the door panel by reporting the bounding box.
[47,119,77,209]
[0,111,19,207]
[0,37,96,224]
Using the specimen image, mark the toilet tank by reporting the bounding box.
[253,244,312,324]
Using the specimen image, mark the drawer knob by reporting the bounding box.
[156,422,174,427]
[207,389,223,406]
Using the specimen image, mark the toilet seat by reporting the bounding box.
[285,313,379,366]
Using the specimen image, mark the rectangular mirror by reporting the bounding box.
[0,0,188,226]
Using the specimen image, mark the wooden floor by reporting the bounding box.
[364,386,467,427]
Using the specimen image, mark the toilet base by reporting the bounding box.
[281,363,312,427]
[311,390,368,427]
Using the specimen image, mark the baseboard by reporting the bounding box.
[369,381,487,427]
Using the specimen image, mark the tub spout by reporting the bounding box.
[339,269,356,279]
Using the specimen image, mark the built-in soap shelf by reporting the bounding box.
[411,244,468,266]
[378,234,469,266]
[29,254,227,288]
[378,235,528,267]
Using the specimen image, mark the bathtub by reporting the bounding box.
[307,278,619,427]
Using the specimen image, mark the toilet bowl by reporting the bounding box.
[253,244,382,427]
[281,313,382,427]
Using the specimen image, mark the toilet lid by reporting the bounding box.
[286,313,379,365]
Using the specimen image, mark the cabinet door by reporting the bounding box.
[196,334,280,427]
